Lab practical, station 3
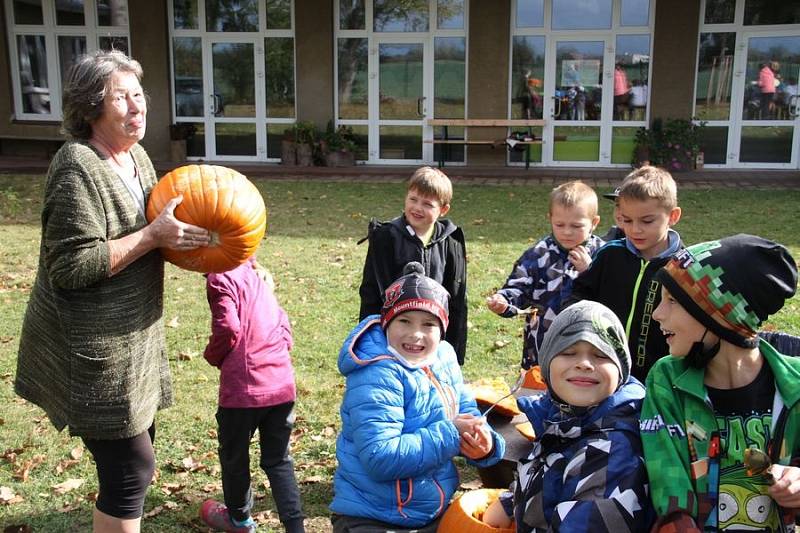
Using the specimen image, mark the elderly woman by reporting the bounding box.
[15,50,210,532]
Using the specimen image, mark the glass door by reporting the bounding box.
[204,38,264,161]
[731,32,800,168]
[543,37,613,166]
[371,36,431,164]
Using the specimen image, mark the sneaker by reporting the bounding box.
[199,500,256,532]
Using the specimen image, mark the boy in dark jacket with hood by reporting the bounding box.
[563,165,683,381]
[358,166,468,364]
[481,300,654,532]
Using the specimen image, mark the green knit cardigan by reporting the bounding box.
[15,141,172,440]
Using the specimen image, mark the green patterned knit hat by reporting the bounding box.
[656,234,797,348]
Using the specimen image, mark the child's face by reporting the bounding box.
[404,188,450,236]
[618,197,681,260]
[386,310,442,363]
[548,202,600,250]
[653,287,718,357]
[548,341,620,407]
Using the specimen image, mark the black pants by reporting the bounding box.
[331,513,440,533]
[82,424,156,519]
[217,402,304,531]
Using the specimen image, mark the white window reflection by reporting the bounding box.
[552,0,611,30]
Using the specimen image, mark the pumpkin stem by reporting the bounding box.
[208,231,220,247]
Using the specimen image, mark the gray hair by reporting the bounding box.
[61,50,143,140]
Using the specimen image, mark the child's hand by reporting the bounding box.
[768,464,800,510]
[568,245,592,272]
[460,421,493,460]
[453,413,481,435]
[482,497,513,528]
[486,293,509,315]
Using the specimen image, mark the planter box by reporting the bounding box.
[280,140,297,165]
[325,150,355,167]
[296,143,313,166]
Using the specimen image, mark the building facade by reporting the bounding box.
[2,0,799,170]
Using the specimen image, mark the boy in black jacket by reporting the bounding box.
[358,167,468,364]
[563,166,682,380]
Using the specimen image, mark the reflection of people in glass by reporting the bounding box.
[521,70,542,119]
[757,61,777,119]
[563,63,581,87]
[630,79,648,120]
[614,63,631,120]
[781,76,798,118]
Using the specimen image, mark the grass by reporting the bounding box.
[1,176,799,531]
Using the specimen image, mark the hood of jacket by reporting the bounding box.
[389,215,458,245]
[517,376,646,439]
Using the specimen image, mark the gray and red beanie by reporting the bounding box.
[656,234,797,348]
[381,262,450,334]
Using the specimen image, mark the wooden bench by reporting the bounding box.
[425,119,545,169]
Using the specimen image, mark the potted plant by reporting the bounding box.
[322,123,357,167]
[281,126,297,165]
[169,123,196,163]
[632,118,705,172]
[294,121,318,167]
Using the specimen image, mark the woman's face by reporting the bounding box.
[91,70,147,147]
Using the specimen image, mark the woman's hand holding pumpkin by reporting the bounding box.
[147,195,210,250]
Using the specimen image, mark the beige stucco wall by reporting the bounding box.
[650,0,701,121]
[295,0,334,129]
[466,0,511,166]
[133,0,171,162]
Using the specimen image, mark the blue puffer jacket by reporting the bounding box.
[330,316,506,527]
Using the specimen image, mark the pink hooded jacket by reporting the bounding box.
[204,258,296,408]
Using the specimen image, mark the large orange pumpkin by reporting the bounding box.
[438,489,515,533]
[145,165,267,273]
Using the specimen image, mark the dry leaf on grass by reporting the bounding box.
[143,501,177,518]
[1,486,23,505]
[52,478,84,494]
[166,316,180,328]
[70,446,83,460]
[178,350,197,361]
[13,455,44,482]
[299,475,324,484]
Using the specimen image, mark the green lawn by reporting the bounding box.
[1,177,799,531]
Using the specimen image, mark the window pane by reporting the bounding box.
[13,0,43,25]
[743,36,800,120]
[508,126,542,164]
[340,0,365,29]
[433,125,464,163]
[744,0,800,25]
[212,42,255,117]
[556,41,604,121]
[99,36,128,54]
[553,0,611,29]
[215,123,257,156]
[265,38,295,118]
[379,125,421,159]
[698,126,728,164]
[704,0,735,24]
[173,0,198,29]
[695,32,735,120]
[338,38,368,119]
[516,0,543,28]
[17,35,50,114]
[266,0,291,29]
[56,0,85,25]
[511,36,545,119]
[267,123,286,159]
[58,36,86,83]
[553,126,600,161]
[206,0,258,31]
[620,0,649,26]
[611,127,638,164]
[434,37,465,119]
[739,126,793,162]
[97,0,128,26]
[186,122,205,157]
[615,35,650,122]
[347,124,369,160]
[379,43,423,120]
[374,0,428,32]
[437,0,464,29]
[174,37,203,117]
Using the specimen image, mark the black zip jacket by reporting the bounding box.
[358,215,468,364]
[562,235,683,381]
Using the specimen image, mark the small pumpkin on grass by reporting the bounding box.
[438,488,515,533]
[146,164,267,273]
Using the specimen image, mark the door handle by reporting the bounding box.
[551,95,561,119]
[790,95,798,119]
[211,94,222,116]
[417,96,426,117]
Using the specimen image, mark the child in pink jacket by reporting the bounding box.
[199,257,305,533]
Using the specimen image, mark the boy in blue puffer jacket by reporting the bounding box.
[330,262,505,532]
[481,300,654,532]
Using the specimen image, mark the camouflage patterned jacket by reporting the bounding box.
[640,340,800,531]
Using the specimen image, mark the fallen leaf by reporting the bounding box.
[493,339,510,349]
[1,486,23,505]
[13,455,44,482]
[160,482,185,496]
[70,447,83,460]
[55,459,79,474]
[166,316,180,328]
[178,350,196,361]
[299,475,323,484]
[52,478,84,494]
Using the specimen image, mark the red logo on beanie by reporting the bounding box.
[383,281,404,309]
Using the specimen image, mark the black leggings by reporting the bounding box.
[82,424,156,519]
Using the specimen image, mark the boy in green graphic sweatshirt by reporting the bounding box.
[640,234,800,532]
